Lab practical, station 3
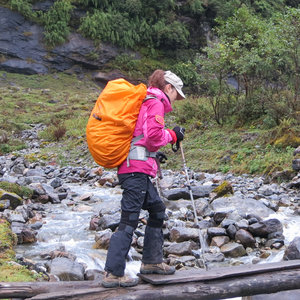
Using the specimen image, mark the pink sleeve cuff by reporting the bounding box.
[166,129,177,144]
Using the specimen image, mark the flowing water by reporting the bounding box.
[15,183,141,278]
[15,183,300,281]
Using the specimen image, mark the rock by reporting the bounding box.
[97,212,120,231]
[48,193,61,204]
[211,196,274,218]
[192,185,214,198]
[292,159,300,171]
[163,188,189,200]
[94,70,125,85]
[49,178,63,188]
[169,227,200,243]
[137,236,144,248]
[227,224,237,239]
[213,211,227,224]
[48,257,85,281]
[85,269,103,281]
[11,223,37,244]
[235,229,256,248]
[29,222,43,230]
[173,255,196,267]
[89,216,99,231]
[258,185,277,196]
[203,252,225,263]
[78,193,93,201]
[249,218,283,238]
[235,219,249,230]
[210,181,233,200]
[207,227,227,239]
[3,210,26,223]
[220,218,235,228]
[94,229,112,250]
[283,236,300,260]
[163,185,213,200]
[195,199,211,216]
[220,242,247,257]
[0,7,120,74]
[0,189,22,209]
[25,169,46,177]
[287,174,300,189]
[265,238,284,249]
[165,241,198,256]
[210,236,230,247]
[294,146,300,156]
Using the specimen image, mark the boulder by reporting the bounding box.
[48,257,85,281]
[165,241,198,256]
[97,212,120,231]
[207,227,227,239]
[94,229,112,250]
[210,236,230,248]
[249,218,283,238]
[169,227,200,243]
[220,242,247,258]
[283,236,300,260]
[203,252,225,263]
[211,196,274,218]
[235,229,256,248]
[292,159,300,171]
[0,189,22,209]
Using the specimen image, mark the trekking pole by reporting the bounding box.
[179,141,208,270]
[155,158,163,198]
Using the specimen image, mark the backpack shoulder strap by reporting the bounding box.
[143,95,157,103]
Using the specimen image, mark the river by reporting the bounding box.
[15,181,300,296]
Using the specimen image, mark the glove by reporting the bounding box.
[171,126,185,152]
[172,126,185,142]
[156,151,167,163]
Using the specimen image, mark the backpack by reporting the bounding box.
[86,78,147,168]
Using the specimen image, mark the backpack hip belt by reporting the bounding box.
[127,135,156,167]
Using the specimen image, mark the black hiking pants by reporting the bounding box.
[104,172,166,277]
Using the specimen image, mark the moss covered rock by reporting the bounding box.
[0,218,17,261]
[273,131,300,148]
[0,181,33,199]
[210,181,234,200]
[0,218,38,282]
[0,188,22,209]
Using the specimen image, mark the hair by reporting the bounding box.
[148,69,167,91]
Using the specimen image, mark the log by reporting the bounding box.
[24,268,300,300]
[1,265,300,300]
[0,281,100,299]
[139,259,300,285]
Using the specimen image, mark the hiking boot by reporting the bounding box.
[140,262,175,275]
[102,272,139,288]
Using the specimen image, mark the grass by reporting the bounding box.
[0,70,299,177]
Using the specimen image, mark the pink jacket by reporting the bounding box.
[118,87,174,177]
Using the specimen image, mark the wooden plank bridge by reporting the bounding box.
[0,260,300,300]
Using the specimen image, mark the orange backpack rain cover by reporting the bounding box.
[86,78,147,168]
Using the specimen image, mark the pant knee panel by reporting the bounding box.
[120,210,139,230]
[147,217,163,228]
[148,201,166,214]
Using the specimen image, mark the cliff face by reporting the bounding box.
[0,6,121,75]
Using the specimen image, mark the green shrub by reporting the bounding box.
[42,0,73,46]
[9,0,37,20]
[39,123,67,142]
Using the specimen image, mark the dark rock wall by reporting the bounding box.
[0,6,120,75]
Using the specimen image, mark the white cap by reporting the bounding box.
[164,70,185,100]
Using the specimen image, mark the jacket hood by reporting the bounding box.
[147,87,173,114]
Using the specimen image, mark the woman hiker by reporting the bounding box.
[102,69,186,288]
